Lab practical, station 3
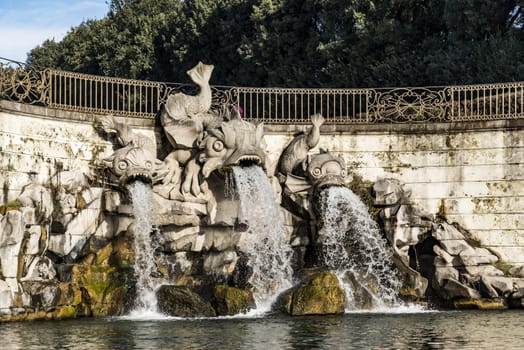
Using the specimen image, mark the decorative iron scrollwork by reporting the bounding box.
[0,60,47,105]
[1,57,523,123]
[368,88,451,123]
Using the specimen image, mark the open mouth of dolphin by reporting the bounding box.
[236,155,263,166]
[313,175,346,191]
[225,153,264,168]
[121,169,153,185]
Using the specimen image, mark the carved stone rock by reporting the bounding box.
[156,285,216,317]
[441,278,482,300]
[285,272,345,316]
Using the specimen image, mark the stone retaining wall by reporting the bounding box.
[1,100,523,264]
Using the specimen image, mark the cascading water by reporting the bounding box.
[127,181,160,315]
[318,186,402,311]
[231,165,294,312]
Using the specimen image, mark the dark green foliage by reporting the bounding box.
[26,0,524,87]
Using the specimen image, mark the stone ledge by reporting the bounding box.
[0,100,156,128]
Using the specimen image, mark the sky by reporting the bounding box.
[0,0,108,63]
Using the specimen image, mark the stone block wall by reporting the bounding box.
[1,100,523,265]
[267,120,524,265]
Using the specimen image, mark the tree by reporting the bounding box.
[26,0,524,87]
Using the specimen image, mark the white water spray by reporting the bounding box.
[232,166,294,312]
[127,181,160,315]
[319,186,402,310]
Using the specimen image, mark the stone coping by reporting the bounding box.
[2,99,523,134]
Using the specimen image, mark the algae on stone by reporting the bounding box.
[288,272,345,316]
[213,285,255,315]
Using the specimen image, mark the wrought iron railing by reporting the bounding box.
[2,57,524,124]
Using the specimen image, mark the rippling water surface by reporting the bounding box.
[2,310,524,349]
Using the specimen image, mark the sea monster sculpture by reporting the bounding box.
[277,113,325,177]
[199,117,266,178]
[95,115,162,186]
[160,61,220,151]
[158,62,226,196]
[276,114,347,219]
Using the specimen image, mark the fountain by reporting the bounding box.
[232,165,294,311]
[1,61,520,322]
[318,186,401,310]
[126,181,160,315]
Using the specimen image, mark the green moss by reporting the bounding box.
[54,305,78,319]
[471,197,497,214]
[0,198,22,215]
[346,174,375,214]
[289,272,345,316]
[494,261,512,276]
[213,285,255,315]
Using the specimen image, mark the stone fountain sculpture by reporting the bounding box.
[4,61,524,321]
[275,114,348,250]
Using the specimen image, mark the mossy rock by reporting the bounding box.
[289,272,345,316]
[57,282,83,306]
[80,265,128,316]
[453,298,507,310]
[0,199,22,215]
[109,234,135,268]
[156,285,216,317]
[54,305,78,319]
[213,285,255,316]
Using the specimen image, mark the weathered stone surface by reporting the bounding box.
[453,298,507,310]
[433,266,460,288]
[24,282,60,311]
[48,200,102,258]
[212,285,255,315]
[464,264,504,277]
[94,218,117,240]
[162,226,198,241]
[479,278,499,298]
[512,279,524,298]
[432,223,464,240]
[202,227,243,251]
[153,195,207,217]
[459,247,498,266]
[287,272,345,316]
[0,279,13,312]
[65,245,132,317]
[156,285,216,317]
[21,256,56,281]
[18,183,53,224]
[164,226,205,252]
[0,210,24,279]
[373,178,403,207]
[441,278,481,300]
[104,190,123,212]
[480,276,514,298]
[25,224,42,256]
[57,282,83,306]
[433,245,454,265]
[155,214,201,227]
[509,265,524,277]
[111,234,135,268]
[203,250,238,277]
[439,239,472,256]
[79,265,127,316]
